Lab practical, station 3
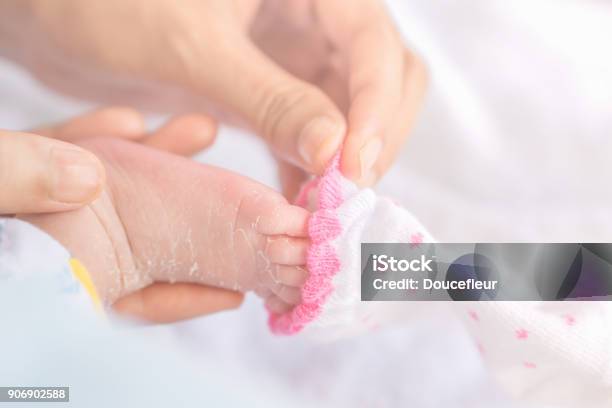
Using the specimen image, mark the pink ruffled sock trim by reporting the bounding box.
[268,155,345,335]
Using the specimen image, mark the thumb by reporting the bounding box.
[0,130,105,214]
[190,39,346,175]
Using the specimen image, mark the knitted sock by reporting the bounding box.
[268,155,433,337]
[267,155,612,404]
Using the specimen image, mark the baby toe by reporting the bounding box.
[265,296,294,314]
[271,284,302,305]
[274,265,308,287]
[256,205,310,237]
[254,286,273,299]
[265,236,308,265]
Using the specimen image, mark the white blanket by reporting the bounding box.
[1,0,611,406]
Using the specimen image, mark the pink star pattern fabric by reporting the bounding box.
[267,155,612,404]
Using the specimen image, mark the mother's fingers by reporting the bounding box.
[167,31,346,175]
[33,107,145,141]
[144,114,217,156]
[112,283,244,323]
[0,130,105,214]
[276,158,309,202]
[35,107,219,157]
[316,0,427,186]
[368,51,428,183]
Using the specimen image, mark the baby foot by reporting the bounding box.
[21,138,310,313]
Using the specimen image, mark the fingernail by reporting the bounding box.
[298,116,342,166]
[359,138,382,180]
[49,147,103,203]
[358,170,379,188]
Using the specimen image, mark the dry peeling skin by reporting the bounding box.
[21,138,309,312]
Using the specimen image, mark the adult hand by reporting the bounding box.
[113,283,244,324]
[1,0,427,198]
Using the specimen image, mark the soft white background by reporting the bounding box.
[1,0,611,406]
